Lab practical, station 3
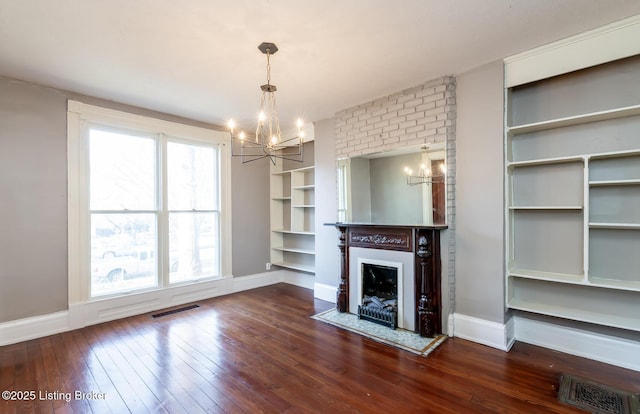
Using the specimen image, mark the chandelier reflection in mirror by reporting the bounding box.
[227,42,305,165]
[403,145,446,186]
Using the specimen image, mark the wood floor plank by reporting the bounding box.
[2,283,639,413]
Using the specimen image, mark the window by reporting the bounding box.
[68,101,231,302]
[337,158,351,222]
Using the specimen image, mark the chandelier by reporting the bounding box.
[227,42,305,165]
[403,145,446,186]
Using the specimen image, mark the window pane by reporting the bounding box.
[90,128,156,210]
[169,212,219,283]
[91,213,157,297]
[167,142,217,210]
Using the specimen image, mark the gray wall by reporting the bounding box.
[0,78,68,322]
[349,157,371,222]
[369,152,423,224]
[455,60,506,323]
[0,76,269,323]
[313,118,340,289]
[231,155,270,276]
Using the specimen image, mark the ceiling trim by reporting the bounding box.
[504,14,640,87]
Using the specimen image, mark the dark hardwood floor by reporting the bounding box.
[1,283,638,413]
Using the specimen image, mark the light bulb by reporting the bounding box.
[271,135,278,144]
[440,163,446,174]
[227,119,235,131]
[239,131,246,141]
[296,118,304,128]
[404,166,412,175]
[258,111,266,122]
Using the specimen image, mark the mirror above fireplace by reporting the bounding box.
[337,142,447,226]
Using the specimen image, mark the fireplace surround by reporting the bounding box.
[328,223,446,337]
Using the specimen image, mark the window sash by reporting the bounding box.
[67,100,231,305]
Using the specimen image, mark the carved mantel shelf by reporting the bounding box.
[325,223,447,338]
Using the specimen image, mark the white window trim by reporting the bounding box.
[67,100,232,306]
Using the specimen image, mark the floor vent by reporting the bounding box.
[152,304,200,318]
[558,374,639,414]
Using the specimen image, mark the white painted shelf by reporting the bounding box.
[508,297,640,332]
[271,261,315,273]
[271,229,315,236]
[270,163,315,274]
[508,269,584,284]
[509,206,582,210]
[588,222,640,230]
[589,179,640,186]
[507,104,640,135]
[272,246,315,255]
[506,71,640,332]
[507,155,584,167]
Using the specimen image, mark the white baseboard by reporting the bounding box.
[451,313,515,351]
[0,311,70,346]
[231,270,285,293]
[67,277,233,331]
[283,271,315,290]
[314,283,337,303]
[0,271,310,346]
[514,316,640,372]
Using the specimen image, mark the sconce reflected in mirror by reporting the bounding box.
[337,142,447,226]
[403,145,446,186]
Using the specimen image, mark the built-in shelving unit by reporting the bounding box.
[505,56,640,332]
[270,165,315,273]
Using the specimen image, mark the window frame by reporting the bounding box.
[67,100,232,305]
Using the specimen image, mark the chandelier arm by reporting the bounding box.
[228,42,305,165]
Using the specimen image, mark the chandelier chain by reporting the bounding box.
[266,50,271,86]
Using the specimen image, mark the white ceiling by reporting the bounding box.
[1,1,640,130]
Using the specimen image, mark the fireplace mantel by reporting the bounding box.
[326,223,447,337]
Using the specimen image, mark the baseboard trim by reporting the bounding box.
[231,270,284,293]
[451,313,514,351]
[283,271,315,290]
[314,283,337,303]
[514,316,640,372]
[0,311,70,346]
[0,272,307,346]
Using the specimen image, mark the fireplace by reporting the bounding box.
[328,223,446,337]
[357,260,402,329]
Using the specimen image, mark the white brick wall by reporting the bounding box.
[335,75,457,313]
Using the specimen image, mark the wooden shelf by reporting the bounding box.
[508,104,640,135]
[293,185,315,190]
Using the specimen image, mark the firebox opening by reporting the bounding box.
[358,263,398,329]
